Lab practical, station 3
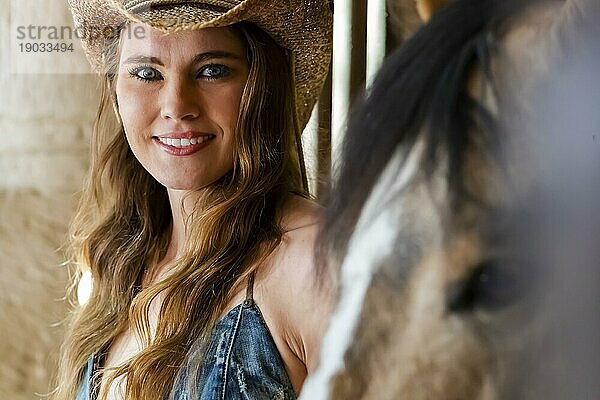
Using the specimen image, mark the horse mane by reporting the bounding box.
[323,0,539,262]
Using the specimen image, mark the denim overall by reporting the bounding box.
[76,273,297,399]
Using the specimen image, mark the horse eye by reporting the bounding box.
[446,259,526,313]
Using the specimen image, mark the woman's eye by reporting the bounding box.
[198,64,230,79]
[129,66,162,81]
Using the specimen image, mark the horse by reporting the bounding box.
[300,0,600,398]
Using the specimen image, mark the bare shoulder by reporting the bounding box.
[257,195,336,374]
[274,196,329,303]
[279,194,322,233]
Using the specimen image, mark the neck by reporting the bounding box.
[166,187,210,259]
[145,187,210,286]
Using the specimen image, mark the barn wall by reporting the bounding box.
[0,1,97,398]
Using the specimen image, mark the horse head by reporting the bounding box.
[302,0,600,398]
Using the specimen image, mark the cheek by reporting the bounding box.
[115,81,154,138]
[213,84,246,128]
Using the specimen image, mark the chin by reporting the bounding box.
[152,176,196,191]
[163,182,205,191]
[154,170,231,192]
[158,177,218,192]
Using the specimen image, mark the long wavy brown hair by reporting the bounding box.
[52,21,306,400]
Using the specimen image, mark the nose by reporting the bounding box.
[160,78,200,121]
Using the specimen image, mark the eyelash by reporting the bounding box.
[128,65,160,82]
[127,64,231,83]
[199,64,231,80]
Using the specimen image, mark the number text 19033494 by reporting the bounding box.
[18,42,74,53]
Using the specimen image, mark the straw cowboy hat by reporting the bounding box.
[68,0,333,132]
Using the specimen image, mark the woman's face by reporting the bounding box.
[115,24,249,190]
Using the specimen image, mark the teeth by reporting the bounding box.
[158,136,212,147]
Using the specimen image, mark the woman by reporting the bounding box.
[55,1,334,399]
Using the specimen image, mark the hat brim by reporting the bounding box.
[134,4,224,28]
[68,0,333,132]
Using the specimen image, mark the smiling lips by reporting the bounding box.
[153,132,216,156]
[157,135,213,148]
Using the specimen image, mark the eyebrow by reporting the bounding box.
[122,51,244,66]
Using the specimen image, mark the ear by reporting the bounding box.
[415,0,451,21]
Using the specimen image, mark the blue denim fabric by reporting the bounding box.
[171,299,296,400]
[76,299,296,400]
[76,356,93,400]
